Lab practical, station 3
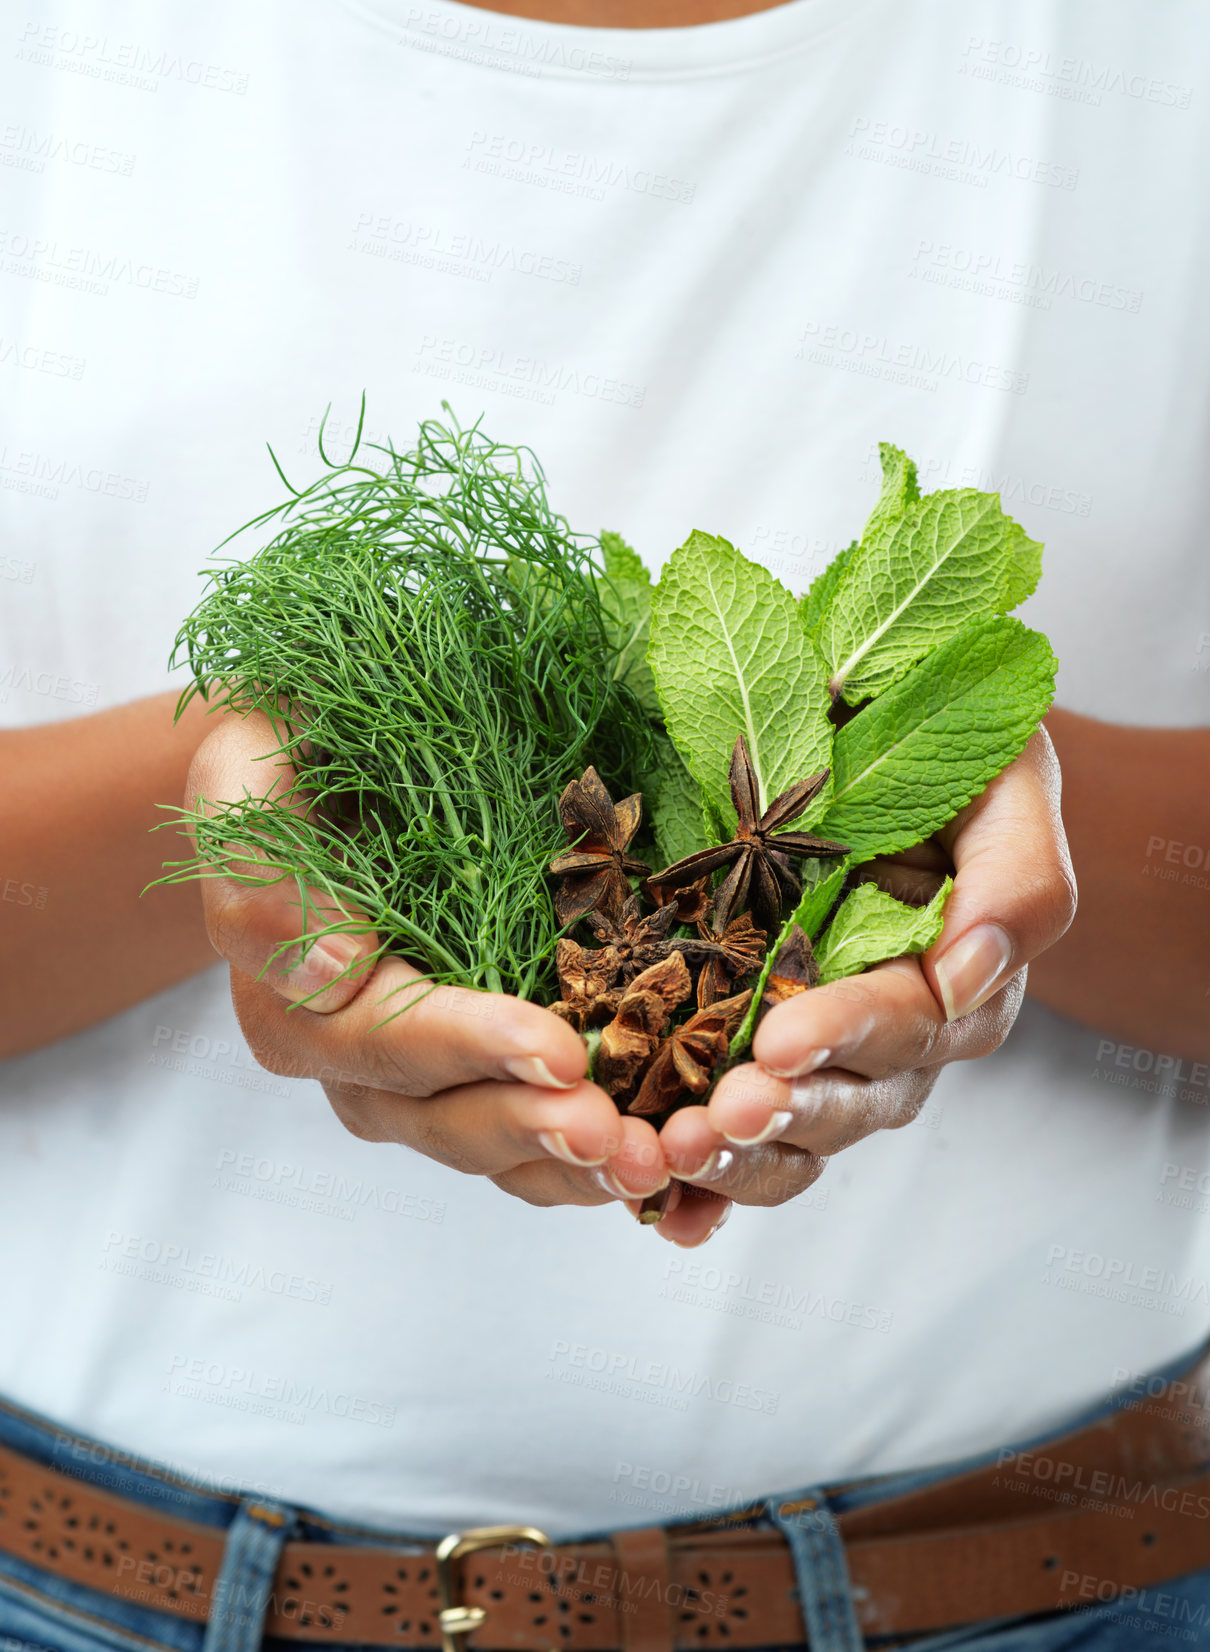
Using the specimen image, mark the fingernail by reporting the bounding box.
[681,1148,735,1185]
[934,923,1013,1022]
[723,1109,793,1148]
[278,938,360,1004]
[537,1130,606,1169]
[504,1055,577,1090]
[596,1166,668,1200]
[671,1202,732,1249]
[637,1184,677,1224]
[762,1048,832,1080]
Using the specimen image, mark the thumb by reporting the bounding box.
[924,725,1077,1023]
[186,706,379,1014]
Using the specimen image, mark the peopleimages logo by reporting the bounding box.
[1042,1243,1210,1316]
[415,335,645,410]
[213,1148,446,1224]
[546,1340,779,1415]
[797,320,1028,396]
[661,1255,894,1335]
[0,664,98,707]
[0,121,136,175]
[845,115,1078,191]
[399,6,631,80]
[165,1355,396,1428]
[15,22,250,95]
[997,1445,1210,1520]
[959,35,1194,110]
[464,130,695,205]
[910,239,1142,313]
[100,1231,333,1307]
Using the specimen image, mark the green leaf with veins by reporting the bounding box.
[646,734,712,868]
[817,615,1056,859]
[601,530,650,586]
[861,442,920,542]
[817,488,1043,704]
[799,540,856,641]
[815,877,952,985]
[650,530,833,824]
[998,519,1044,612]
[801,446,918,640]
[597,533,659,716]
[793,857,853,940]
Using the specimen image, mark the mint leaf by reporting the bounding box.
[817,616,1056,858]
[792,857,852,940]
[998,519,1043,611]
[801,446,919,641]
[597,534,658,716]
[650,531,833,823]
[861,442,920,541]
[601,530,649,586]
[816,877,952,985]
[817,489,1044,704]
[646,735,712,867]
[799,540,856,641]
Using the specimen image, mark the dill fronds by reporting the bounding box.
[160,408,654,1001]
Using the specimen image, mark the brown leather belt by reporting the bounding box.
[2,1353,1210,1647]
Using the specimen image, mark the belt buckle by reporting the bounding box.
[435,1524,554,1652]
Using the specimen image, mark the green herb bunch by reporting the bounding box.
[165,415,1057,1124]
[545,439,1057,1109]
[163,409,654,999]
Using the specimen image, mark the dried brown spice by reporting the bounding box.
[549,767,651,925]
[549,938,623,1032]
[643,875,712,927]
[597,952,693,1103]
[648,736,849,931]
[690,910,767,1010]
[584,895,680,985]
[627,988,753,1118]
[761,924,820,1014]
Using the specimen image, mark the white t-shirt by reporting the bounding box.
[2,0,1210,1535]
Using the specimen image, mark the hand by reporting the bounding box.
[188,710,670,1210]
[649,727,1077,1247]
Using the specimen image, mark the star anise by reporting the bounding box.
[760,925,819,1014]
[597,952,693,1104]
[549,768,651,925]
[627,988,753,1118]
[549,938,624,1032]
[584,894,680,984]
[643,875,712,927]
[689,911,767,1009]
[648,736,849,932]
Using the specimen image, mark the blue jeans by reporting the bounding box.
[0,1368,1208,1652]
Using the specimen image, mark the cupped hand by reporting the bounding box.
[649,726,1077,1247]
[188,710,669,1210]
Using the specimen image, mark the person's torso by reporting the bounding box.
[2,0,1209,1532]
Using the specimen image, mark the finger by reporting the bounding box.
[852,859,948,906]
[498,1112,670,1208]
[751,954,1025,1086]
[231,952,593,1097]
[925,724,1076,1022]
[657,1097,826,1207]
[189,708,378,1013]
[638,1183,732,1248]
[705,1059,938,1162]
[324,1069,669,1196]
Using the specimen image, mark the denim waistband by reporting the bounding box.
[0,1334,1206,1652]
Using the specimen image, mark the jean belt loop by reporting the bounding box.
[768,1489,864,1652]
[202,1496,293,1652]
